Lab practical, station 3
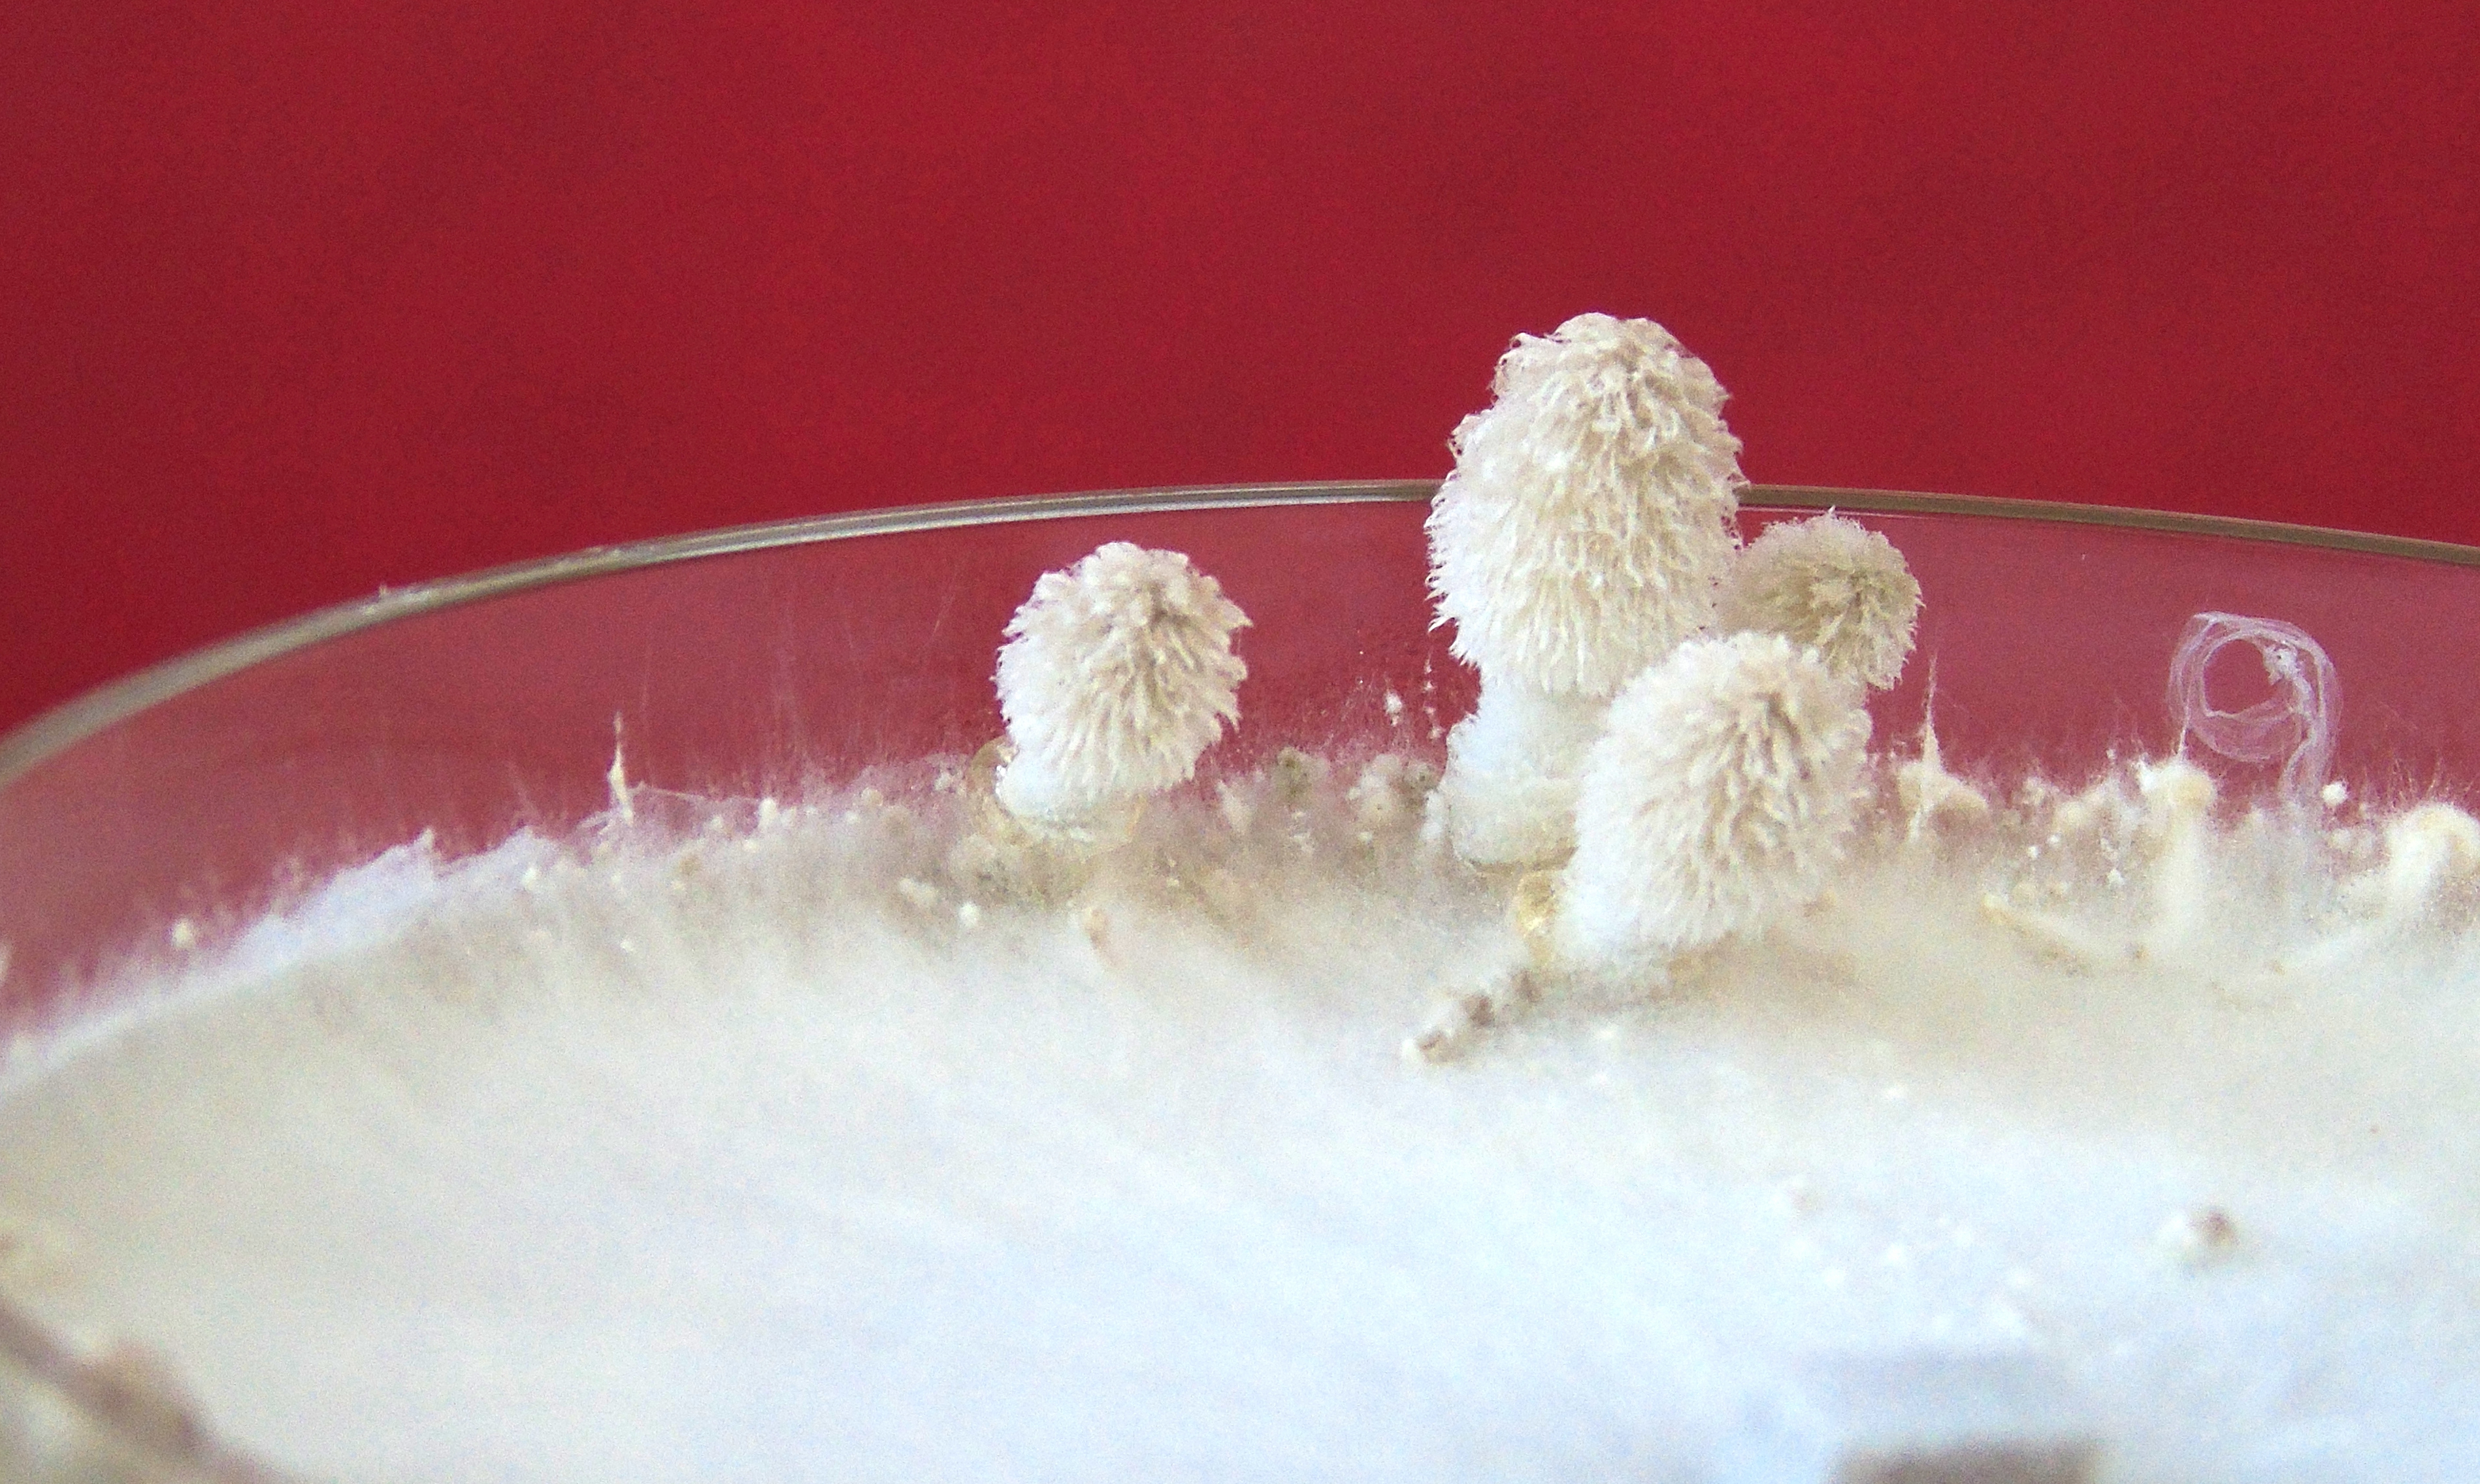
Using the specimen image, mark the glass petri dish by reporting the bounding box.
[4,482,2479,1480]
[10,481,2479,1012]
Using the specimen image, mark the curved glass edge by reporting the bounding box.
[0,481,1428,792]
[6,479,2477,795]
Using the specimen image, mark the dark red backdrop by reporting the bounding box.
[5,2,2475,739]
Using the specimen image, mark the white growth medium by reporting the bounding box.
[2365,802,2480,926]
[1717,514,1921,691]
[1561,633,1870,966]
[994,543,1249,825]
[1428,314,1745,699]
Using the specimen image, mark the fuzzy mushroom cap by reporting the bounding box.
[995,543,1249,822]
[1716,514,1921,691]
[1560,632,1871,965]
[1428,314,1744,699]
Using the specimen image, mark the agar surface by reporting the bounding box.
[9,735,2480,1483]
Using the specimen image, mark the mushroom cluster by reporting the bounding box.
[963,313,1945,1057]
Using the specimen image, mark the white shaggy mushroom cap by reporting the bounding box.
[1428,313,1745,700]
[1559,632,1871,967]
[1717,513,1922,691]
[994,542,1249,826]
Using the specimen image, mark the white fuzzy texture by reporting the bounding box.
[1427,314,1744,700]
[10,768,2480,1481]
[994,543,1248,826]
[1717,515,1921,692]
[1430,677,1607,866]
[2362,802,2480,925]
[1561,633,1870,966]
[1896,717,1989,841]
[2134,758,2217,955]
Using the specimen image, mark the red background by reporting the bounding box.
[4,1,2475,741]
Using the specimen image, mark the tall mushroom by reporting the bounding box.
[1428,314,1744,866]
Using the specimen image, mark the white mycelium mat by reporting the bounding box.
[5,749,2479,1483]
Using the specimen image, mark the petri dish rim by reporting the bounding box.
[7,479,2479,798]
